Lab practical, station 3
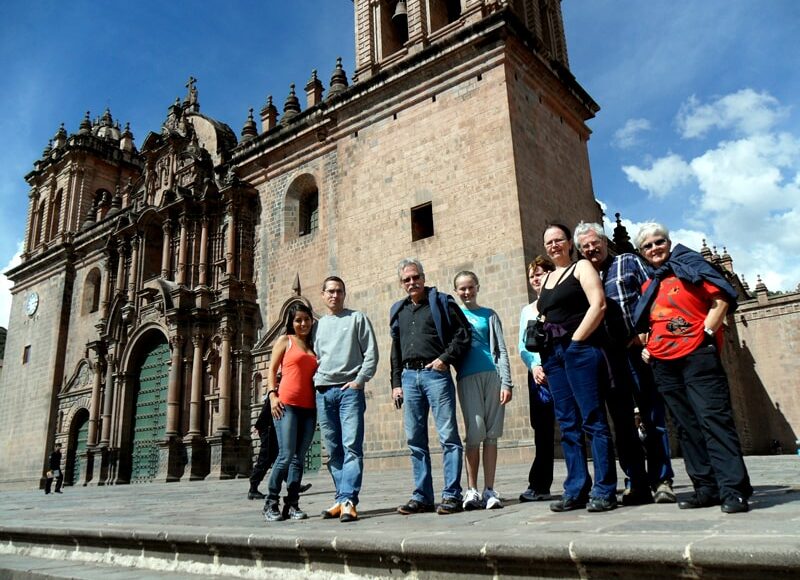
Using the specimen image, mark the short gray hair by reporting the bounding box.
[573,221,606,247]
[634,222,671,250]
[397,258,425,279]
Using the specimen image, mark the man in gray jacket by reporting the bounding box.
[314,276,379,523]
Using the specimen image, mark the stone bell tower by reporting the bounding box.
[354,0,569,81]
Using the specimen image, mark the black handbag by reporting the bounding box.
[525,317,550,352]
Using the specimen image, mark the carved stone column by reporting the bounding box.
[198,217,209,286]
[128,234,140,298]
[99,352,115,447]
[161,219,172,278]
[166,334,184,436]
[115,239,127,295]
[216,327,232,433]
[177,215,188,285]
[87,348,104,447]
[99,256,113,319]
[188,334,205,436]
[224,205,236,278]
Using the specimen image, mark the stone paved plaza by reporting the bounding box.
[1,455,799,578]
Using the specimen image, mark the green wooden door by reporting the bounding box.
[71,416,89,485]
[130,337,170,482]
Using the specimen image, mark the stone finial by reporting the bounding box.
[700,238,712,260]
[292,273,301,296]
[740,274,750,294]
[305,70,324,108]
[281,84,301,124]
[755,274,768,304]
[53,123,68,149]
[42,139,53,158]
[611,212,635,254]
[327,56,349,99]
[260,95,278,132]
[120,122,135,152]
[110,184,123,212]
[79,111,92,135]
[720,246,733,272]
[241,108,258,141]
[711,245,721,264]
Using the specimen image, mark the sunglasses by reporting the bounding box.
[641,238,668,251]
[401,274,422,284]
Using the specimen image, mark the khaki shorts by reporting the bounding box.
[456,371,505,448]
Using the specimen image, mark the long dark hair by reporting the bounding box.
[284,302,314,335]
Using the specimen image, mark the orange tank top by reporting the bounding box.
[278,338,317,409]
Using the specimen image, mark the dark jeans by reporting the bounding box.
[651,342,751,501]
[542,340,617,501]
[628,347,674,488]
[249,417,279,492]
[604,345,651,490]
[266,405,316,505]
[526,373,555,494]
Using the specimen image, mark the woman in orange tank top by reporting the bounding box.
[263,303,318,522]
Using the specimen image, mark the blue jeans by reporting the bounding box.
[542,340,617,500]
[401,368,463,504]
[267,405,316,505]
[627,346,674,487]
[316,386,366,505]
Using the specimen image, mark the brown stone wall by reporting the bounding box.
[725,294,800,454]
[0,269,72,487]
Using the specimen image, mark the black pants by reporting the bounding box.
[652,342,751,501]
[45,470,63,494]
[527,374,555,494]
[250,420,279,492]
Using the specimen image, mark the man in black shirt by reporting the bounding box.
[45,443,63,494]
[390,258,471,515]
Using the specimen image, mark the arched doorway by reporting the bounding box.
[67,409,89,486]
[130,334,170,482]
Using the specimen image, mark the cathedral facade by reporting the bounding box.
[0,0,606,488]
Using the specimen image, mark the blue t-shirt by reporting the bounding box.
[458,306,497,378]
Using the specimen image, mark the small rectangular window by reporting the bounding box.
[411,203,434,241]
[22,345,31,364]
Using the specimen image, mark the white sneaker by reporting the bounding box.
[463,487,483,510]
[483,488,503,510]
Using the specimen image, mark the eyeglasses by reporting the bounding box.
[640,238,668,251]
[544,238,568,248]
[401,274,422,284]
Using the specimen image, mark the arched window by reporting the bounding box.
[32,202,45,248]
[82,268,102,314]
[48,189,62,241]
[284,174,320,241]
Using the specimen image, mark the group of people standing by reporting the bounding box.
[250,219,752,522]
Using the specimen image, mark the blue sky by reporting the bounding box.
[1,1,799,326]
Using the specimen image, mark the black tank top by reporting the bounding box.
[537,263,589,332]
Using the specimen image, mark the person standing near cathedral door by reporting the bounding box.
[45,443,63,494]
[314,276,379,523]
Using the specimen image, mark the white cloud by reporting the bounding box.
[622,153,692,198]
[677,89,789,139]
[621,89,800,292]
[612,118,651,149]
[0,242,23,328]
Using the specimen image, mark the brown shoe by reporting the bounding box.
[321,502,342,519]
[340,500,358,522]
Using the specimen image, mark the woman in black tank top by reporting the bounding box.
[538,223,618,513]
